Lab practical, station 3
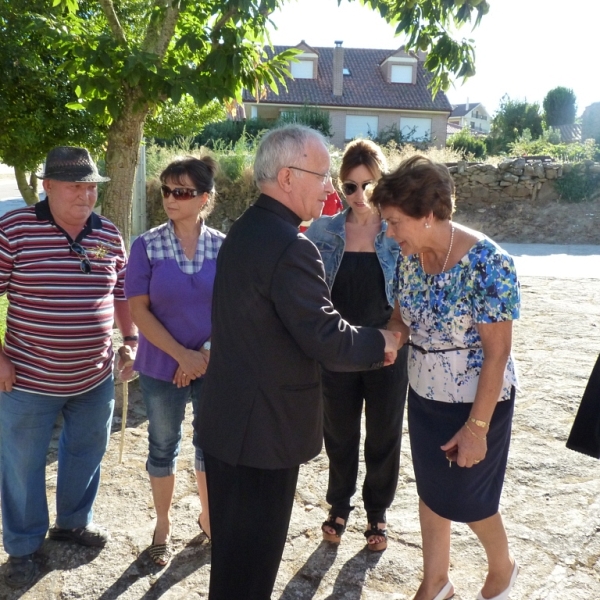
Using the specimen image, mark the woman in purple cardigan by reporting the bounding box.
[125,156,224,566]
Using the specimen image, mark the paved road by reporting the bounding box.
[503,243,600,279]
[1,170,598,279]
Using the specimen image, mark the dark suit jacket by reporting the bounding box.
[198,194,385,469]
[567,352,600,458]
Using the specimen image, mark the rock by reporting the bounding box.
[502,173,520,183]
[471,172,500,185]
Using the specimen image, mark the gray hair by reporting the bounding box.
[253,125,327,185]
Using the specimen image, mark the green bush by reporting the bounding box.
[195,118,275,148]
[371,123,431,149]
[555,163,600,203]
[195,105,333,148]
[447,127,487,159]
[509,129,599,162]
[145,97,226,142]
[487,95,543,154]
[543,87,577,127]
[278,105,332,137]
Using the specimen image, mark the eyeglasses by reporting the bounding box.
[287,166,331,184]
[341,181,373,196]
[160,185,199,201]
[70,242,92,274]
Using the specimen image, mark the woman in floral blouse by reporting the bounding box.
[371,156,520,600]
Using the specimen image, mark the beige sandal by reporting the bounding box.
[149,532,172,566]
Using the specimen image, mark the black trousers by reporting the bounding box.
[204,453,299,600]
[321,345,408,524]
[567,352,600,458]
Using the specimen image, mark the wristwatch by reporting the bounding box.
[202,341,211,351]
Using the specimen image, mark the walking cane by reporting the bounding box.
[119,380,128,463]
[117,345,135,464]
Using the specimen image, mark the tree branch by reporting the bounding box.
[97,0,128,46]
[141,1,180,59]
[210,7,237,52]
[15,168,39,206]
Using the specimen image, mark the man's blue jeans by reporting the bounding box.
[0,376,114,557]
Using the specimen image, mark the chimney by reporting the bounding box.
[333,41,344,97]
[465,98,470,112]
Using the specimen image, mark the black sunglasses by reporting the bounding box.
[160,185,199,201]
[341,181,373,196]
[70,242,92,274]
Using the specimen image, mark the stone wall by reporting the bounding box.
[449,158,600,208]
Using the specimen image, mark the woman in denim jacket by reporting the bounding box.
[305,139,408,552]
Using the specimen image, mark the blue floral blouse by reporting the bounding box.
[396,237,520,404]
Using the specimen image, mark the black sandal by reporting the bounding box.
[364,523,387,552]
[197,514,211,541]
[321,513,346,544]
[149,532,172,566]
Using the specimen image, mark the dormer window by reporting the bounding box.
[380,50,417,85]
[391,64,412,83]
[291,60,314,79]
[343,67,351,76]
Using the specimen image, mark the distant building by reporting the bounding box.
[449,102,491,134]
[446,121,464,137]
[555,124,582,143]
[242,41,452,149]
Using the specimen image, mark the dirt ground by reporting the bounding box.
[454,196,600,246]
[1,215,600,599]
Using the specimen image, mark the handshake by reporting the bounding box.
[379,330,403,367]
[379,329,403,367]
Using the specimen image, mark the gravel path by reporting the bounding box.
[1,275,600,599]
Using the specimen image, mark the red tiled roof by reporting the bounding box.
[446,122,463,135]
[243,45,452,113]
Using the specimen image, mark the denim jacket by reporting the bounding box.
[304,208,400,306]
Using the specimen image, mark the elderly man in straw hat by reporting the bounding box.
[0,147,137,588]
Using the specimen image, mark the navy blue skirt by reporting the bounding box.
[408,386,515,523]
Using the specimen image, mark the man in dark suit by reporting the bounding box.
[197,125,400,600]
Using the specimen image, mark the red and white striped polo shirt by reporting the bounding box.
[0,200,127,396]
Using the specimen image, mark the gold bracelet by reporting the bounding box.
[465,422,487,441]
[468,416,489,429]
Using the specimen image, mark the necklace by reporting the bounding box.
[173,229,200,258]
[420,224,455,274]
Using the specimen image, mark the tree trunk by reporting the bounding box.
[102,95,150,248]
[15,168,39,205]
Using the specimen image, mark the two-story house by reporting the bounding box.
[448,102,491,134]
[242,41,452,149]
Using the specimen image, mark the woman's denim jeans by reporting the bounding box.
[0,376,114,557]
[139,373,205,477]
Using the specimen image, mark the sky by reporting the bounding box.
[267,0,598,118]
